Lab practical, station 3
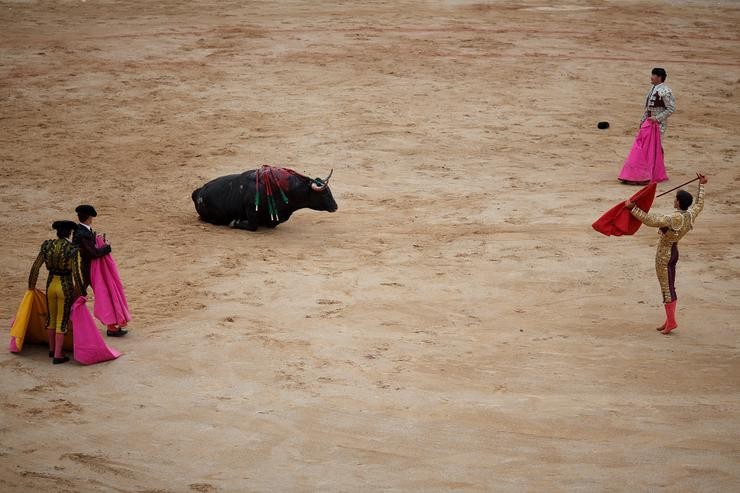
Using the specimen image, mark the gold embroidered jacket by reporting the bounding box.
[28,238,84,292]
[630,184,704,246]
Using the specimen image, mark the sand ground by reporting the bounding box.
[1,1,739,491]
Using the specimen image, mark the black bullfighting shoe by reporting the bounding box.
[106,328,128,337]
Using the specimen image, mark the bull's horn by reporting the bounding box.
[311,169,333,192]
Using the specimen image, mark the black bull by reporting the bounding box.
[192,168,337,231]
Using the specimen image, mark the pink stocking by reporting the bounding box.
[54,333,66,359]
[47,329,56,353]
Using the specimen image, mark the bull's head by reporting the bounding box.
[308,169,337,212]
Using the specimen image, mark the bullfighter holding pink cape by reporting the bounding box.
[9,219,120,365]
[618,67,676,185]
[90,234,131,333]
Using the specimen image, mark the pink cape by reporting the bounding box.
[618,120,668,183]
[8,290,120,365]
[592,182,657,236]
[90,235,131,327]
[69,296,121,365]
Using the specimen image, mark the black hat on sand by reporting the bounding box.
[597,121,610,129]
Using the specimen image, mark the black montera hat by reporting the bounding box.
[52,220,77,231]
[75,204,98,217]
[597,121,610,129]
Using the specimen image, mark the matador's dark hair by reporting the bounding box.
[651,67,667,82]
[52,220,77,238]
[676,190,693,211]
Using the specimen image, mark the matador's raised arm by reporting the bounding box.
[630,206,674,229]
[688,183,705,223]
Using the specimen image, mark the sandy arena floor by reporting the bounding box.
[1,1,739,491]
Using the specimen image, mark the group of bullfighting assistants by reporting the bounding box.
[10,67,710,367]
[10,205,127,365]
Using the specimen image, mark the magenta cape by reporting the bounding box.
[8,290,120,365]
[592,182,657,236]
[618,120,668,183]
[90,235,131,327]
[69,296,121,365]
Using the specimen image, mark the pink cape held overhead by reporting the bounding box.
[618,119,668,184]
[90,235,131,328]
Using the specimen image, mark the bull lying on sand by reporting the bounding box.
[192,166,337,231]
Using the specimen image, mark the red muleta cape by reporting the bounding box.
[592,182,657,236]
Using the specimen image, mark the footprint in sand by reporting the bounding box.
[317,298,342,305]
[190,483,217,492]
[61,452,136,479]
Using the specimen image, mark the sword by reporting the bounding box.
[656,175,701,198]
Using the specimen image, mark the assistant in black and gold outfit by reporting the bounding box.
[28,220,85,364]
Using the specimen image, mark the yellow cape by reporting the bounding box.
[9,289,72,351]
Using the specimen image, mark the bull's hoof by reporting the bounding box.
[230,219,258,231]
